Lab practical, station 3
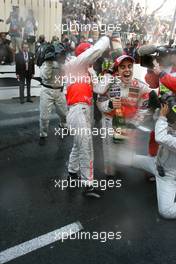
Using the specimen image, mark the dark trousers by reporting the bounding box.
[19,75,31,102]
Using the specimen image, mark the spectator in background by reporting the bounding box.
[123,42,132,56]
[51,36,60,46]
[90,17,99,43]
[23,9,37,53]
[62,34,75,56]
[15,42,35,104]
[110,33,123,61]
[0,32,11,46]
[0,32,13,64]
[130,39,140,63]
[79,35,87,43]
[35,35,47,67]
[6,6,23,55]
[36,35,46,48]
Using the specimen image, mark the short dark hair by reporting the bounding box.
[21,42,29,48]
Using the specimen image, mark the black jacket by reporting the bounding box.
[15,51,35,77]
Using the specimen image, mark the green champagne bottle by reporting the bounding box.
[112,108,128,143]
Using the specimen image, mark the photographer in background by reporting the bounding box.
[6,6,23,55]
[132,101,176,219]
[139,42,176,93]
[141,44,176,157]
[153,53,176,93]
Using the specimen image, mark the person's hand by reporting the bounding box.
[16,75,20,80]
[153,65,162,75]
[88,66,97,83]
[112,98,121,109]
[88,66,96,76]
[106,31,113,38]
[160,103,169,117]
[153,59,162,75]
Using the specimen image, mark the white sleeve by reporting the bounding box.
[67,36,110,68]
[155,116,176,152]
[93,74,112,94]
[97,98,111,113]
[138,82,151,110]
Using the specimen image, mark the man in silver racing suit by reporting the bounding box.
[132,103,176,219]
[39,44,68,145]
[65,36,110,198]
[96,55,151,177]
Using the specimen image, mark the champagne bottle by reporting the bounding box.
[112,106,127,143]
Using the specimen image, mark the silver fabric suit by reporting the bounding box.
[96,75,150,175]
[67,104,94,183]
[133,117,176,219]
[65,36,110,184]
[40,60,68,137]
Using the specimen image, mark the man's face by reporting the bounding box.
[22,44,29,52]
[13,7,19,17]
[1,33,6,40]
[117,59,133,84]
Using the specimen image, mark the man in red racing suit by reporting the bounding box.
[65,36,110,197]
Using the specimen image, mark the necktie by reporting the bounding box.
[24,52,28,71]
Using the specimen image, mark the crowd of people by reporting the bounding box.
[0,5,37,64]
[62,0,172,45]
[0,2,176,219]
[0,1,173,65]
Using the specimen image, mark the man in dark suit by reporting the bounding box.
[15,42,35,103]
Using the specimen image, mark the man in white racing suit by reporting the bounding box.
[96,55,150,177]
[65,36,110,198]
[39,44,68,145]
[132,104,176,219]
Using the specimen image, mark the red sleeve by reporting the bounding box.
[145,71,159,88]
[160,73,176,92]
[148,131,159,156]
